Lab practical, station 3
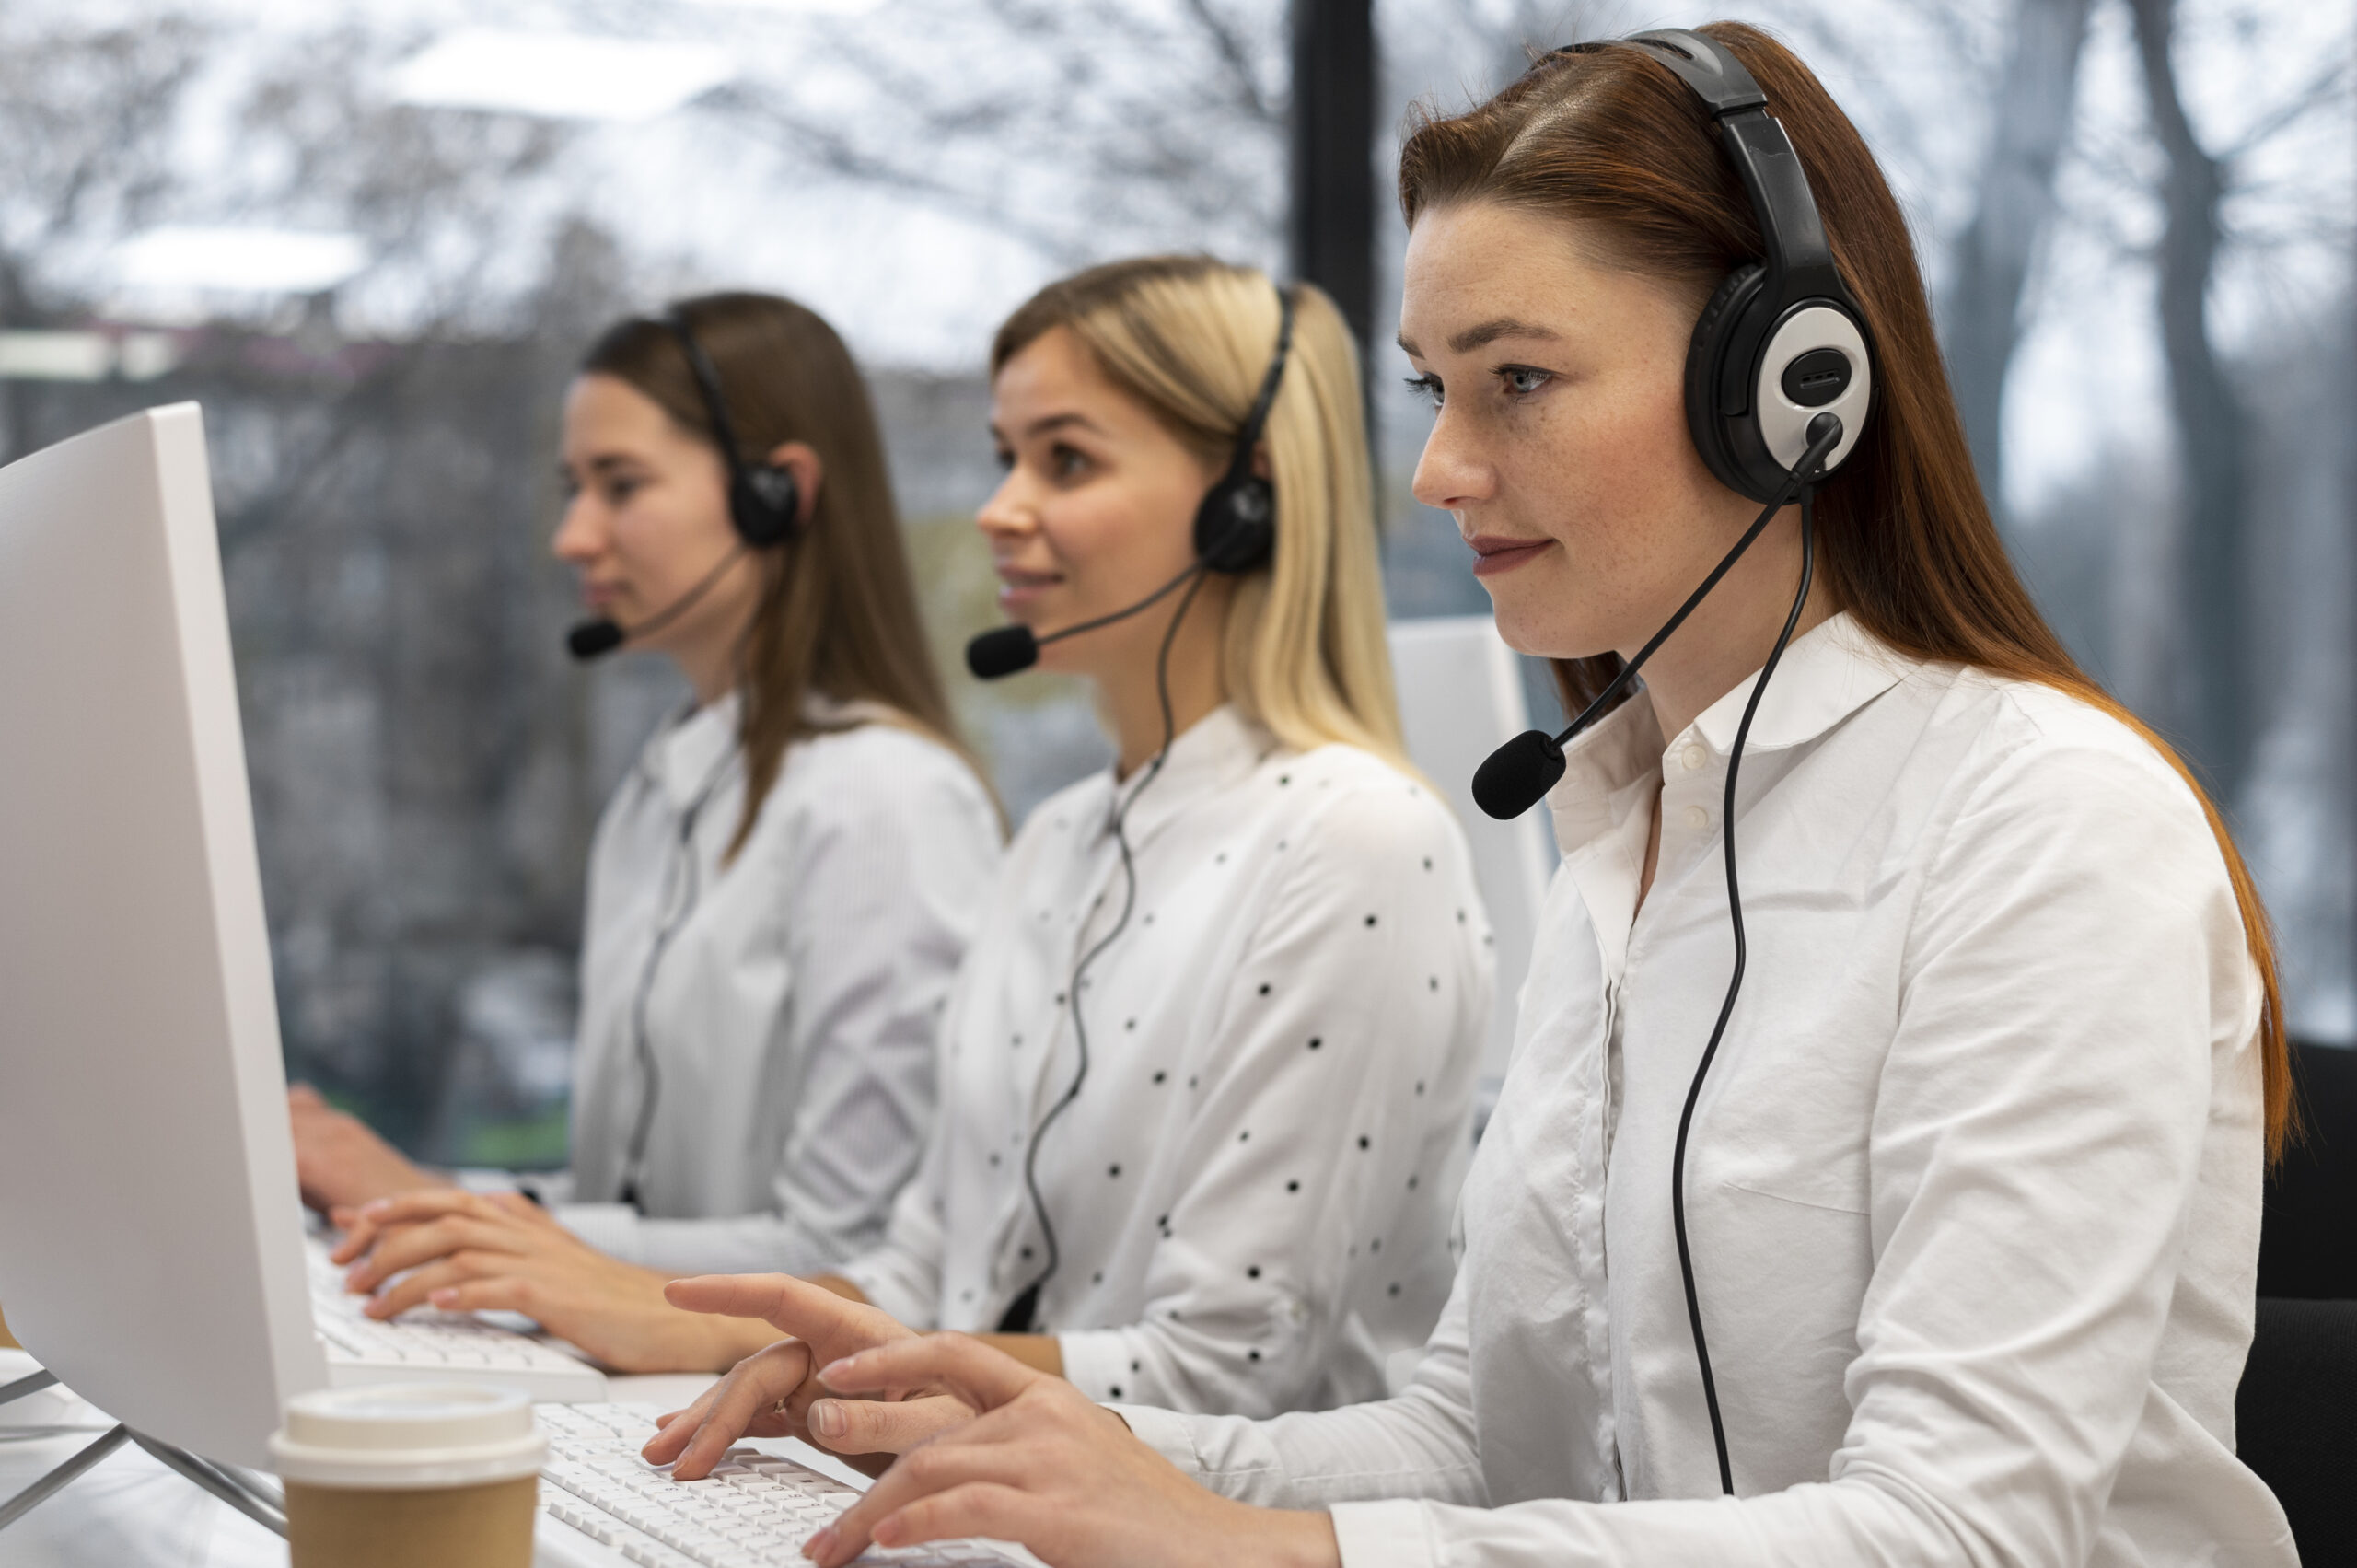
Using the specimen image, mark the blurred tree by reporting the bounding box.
[1944,0,2096,521]
[699,0,1285,270]
[2128,0,2248,799]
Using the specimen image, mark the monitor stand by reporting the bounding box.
[0,1366,287,1538]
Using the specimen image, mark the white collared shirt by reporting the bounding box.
[549,693,1001,1276]
[1122,615,2295,1566]
[841,704,1493,1416]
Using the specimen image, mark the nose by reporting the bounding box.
[1411,404,1496,516]
[975,469,1039,546]
[552,490,604,564]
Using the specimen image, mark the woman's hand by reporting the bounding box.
[644,1274,973,1479]
[803,1334,1341,1568]
[331,1190,737,1374]
[287,1085,447,1212]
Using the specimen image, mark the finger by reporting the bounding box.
[424,1276,543,1317]
[644,1340,815,1480]
[346,1217,509,1291]
[813,1444,1033,1568]
[354,1190,489,1229]
[806,1393,974,1458]
[364,1252,504,1318]
[867,1481,1042,1558]
[328,1211,377,1265]
[288,1083,325,1110]
[663,1273,887,1340]
[817,1332,1041,1415]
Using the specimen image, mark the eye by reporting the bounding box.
[1497,365,1553,397]
[604,475,643,505]
[1049,443,1091,482]
[993,445,1015,472]
[1402,373,1443,409]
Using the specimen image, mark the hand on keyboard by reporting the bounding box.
[330,1189,741,1374]
[795,1334,1318,1568]
[646,1275,973,1481]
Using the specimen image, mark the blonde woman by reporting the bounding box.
[348,257,1493,1401]
[304,295,1002,1367]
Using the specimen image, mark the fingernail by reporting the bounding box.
[810,1400,844,1438]
[803,1525,836,1560]
[819,1356,856,1386]
[361,1199,389,1215]
[429,1289,457,1307]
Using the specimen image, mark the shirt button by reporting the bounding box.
[1679,743,1707,772]
[1685,804,1711,831]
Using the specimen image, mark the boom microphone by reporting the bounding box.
[1471,413,1847,820]
[565,542,749,664]
[965,561,1204,680]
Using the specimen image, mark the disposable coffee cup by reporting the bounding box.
[269,1383,546,1568]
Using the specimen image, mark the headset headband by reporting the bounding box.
[664,311,755,474]
[1225,286,1296,485]
[1554,29,1841,300]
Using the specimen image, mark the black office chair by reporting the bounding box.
[2237,1040,2357,1562]
[2258,1039,2357,1298]
[2237,1297,2357,1562]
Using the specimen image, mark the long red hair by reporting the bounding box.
[1399,22,2290,1157]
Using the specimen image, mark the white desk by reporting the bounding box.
[0,1367,730,1567]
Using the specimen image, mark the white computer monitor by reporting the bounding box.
[0,404,330,1470]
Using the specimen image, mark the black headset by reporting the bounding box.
[964,282,1296,681]
[1549,29,1875,502]
[1190,285,1295,573]
[666,310,805,548]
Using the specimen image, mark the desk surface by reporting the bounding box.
[0,1366,726,1567]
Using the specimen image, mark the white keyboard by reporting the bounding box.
[534,1403,1039,1568]
[308,1238,610,1403]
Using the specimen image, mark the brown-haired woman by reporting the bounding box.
[289,293,1002,1369]
[656,27,2296,1566]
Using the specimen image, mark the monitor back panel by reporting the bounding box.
[0,404,326,1468]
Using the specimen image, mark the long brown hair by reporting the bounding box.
[1399,23,2290,1156]
[992,257,1411,771]
[584,292,978,856]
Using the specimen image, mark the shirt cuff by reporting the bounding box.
[1057,1329,1144,1403]
[552,1202,642,1261]
[1104,1402,1204,1479]
[1330,1501,1438,1568]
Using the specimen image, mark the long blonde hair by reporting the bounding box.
[992,255,1408,770]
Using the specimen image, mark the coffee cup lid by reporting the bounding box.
[269,1383,547,1490]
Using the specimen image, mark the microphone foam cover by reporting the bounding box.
[566,619,626,661]
[1472,729,1567,820]
[966,624,1040,680]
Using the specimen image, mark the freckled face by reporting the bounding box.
[974,326,1223,679]
[1398,200,1742,660]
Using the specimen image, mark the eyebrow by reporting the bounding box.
[1398,318,1565,358]
[991,411,1103,444]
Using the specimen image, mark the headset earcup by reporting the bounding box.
[1193,476,1275,574]
[1684,263,1782,503]
[731,465,801,547]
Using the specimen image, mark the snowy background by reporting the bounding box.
[0,0,2346,1162]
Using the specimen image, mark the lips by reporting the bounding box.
[1466,534,1552,577]
[995,563,1063,608]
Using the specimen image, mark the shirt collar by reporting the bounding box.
[1545,611,1910,855]
[1096,703,1280,844]
[644,691,743,813]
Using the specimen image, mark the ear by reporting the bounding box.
[765,440,824,522]
[1249,441,1273,483]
